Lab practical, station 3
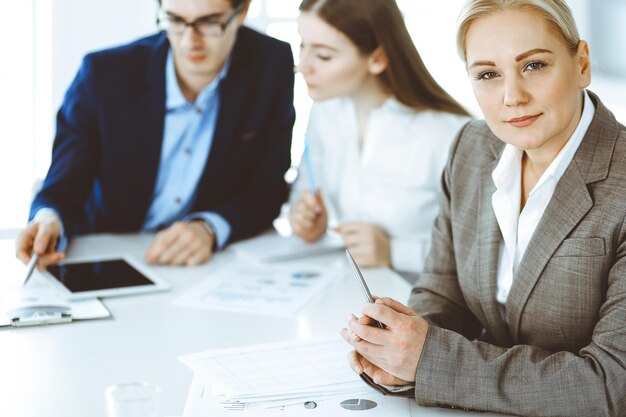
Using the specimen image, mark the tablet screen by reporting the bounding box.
[46,260,154,293]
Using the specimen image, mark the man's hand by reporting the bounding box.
[335,223,391,267]
[340,297,429,383]
[290,190,327,242]
[145,221,215,266]
[15,218,65,269]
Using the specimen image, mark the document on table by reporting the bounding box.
[229,233,345,263]
[178,336,366,403]
[172,260,341,317]
[0,276,111,327]
[181,373,414,416]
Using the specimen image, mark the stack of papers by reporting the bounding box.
[179,337,367,407]
[229,233,345,263]
[181,374,412,416]
[172,260,341,317]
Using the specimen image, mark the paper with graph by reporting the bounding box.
[172,260,341,317]
[178,336,365,403]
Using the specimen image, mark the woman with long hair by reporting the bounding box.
[289,0,470,274]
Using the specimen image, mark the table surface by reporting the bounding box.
[0,234,506,417]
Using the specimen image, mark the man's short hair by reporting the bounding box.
[157,0,250,9]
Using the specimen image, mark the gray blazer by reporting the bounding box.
[408,92,626,416]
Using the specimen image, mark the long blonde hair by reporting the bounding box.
[457,0,580,62]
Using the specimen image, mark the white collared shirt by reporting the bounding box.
[492,90,595,304]
[292,97,469,273]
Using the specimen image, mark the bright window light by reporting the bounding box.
[0,1,35,230]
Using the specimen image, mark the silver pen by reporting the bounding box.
[23,254,40,287]
[345,250,386,329]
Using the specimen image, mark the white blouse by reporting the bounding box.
[492,90,595,305]
[291,97,469,273]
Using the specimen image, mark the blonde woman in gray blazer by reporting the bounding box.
[341,1,626,416]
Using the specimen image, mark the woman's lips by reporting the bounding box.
[507,113,542,128]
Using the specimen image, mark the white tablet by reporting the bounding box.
[42,256,170,300]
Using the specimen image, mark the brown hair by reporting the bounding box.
[457,0,580,62]
[299,0,469,116]
[157,0,250,9]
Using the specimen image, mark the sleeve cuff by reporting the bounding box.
[358,372,416,398]
[184,212,231,250]
[32,208,68,252]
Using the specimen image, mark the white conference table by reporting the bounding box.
[0,234,505,417]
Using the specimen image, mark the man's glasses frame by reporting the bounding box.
[156,3,245,37]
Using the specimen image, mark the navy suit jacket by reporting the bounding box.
[31,27,295,245]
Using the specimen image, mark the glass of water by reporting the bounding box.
[105,382,161,417]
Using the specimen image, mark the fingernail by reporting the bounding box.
[355,366,363,374]
[346,314,353,322]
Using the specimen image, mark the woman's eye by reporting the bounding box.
[475,71,499,81]
[317,55,332,61]
[525,61,547,72]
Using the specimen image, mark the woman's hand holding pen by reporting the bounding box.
[341,297,429,384]
[290,190,328,242]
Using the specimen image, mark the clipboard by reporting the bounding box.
[8,305,73,327]
[0,284,112,328]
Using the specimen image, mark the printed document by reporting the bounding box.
[0,276,110,327]
[182,373,413,416]
[178,336,365,403]
[172,260,341,317]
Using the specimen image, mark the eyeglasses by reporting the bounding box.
[157,4,244,37]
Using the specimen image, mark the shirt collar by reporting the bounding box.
[165,49,232,111]
[543,89,595,182]
[492,144,522,191]
[492,90,595,191]
[340,96,413,116]
[380,97,413,114]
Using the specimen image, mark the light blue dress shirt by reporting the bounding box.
[39,50,232,249]
[141,50,231,248]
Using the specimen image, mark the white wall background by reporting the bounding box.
[1,0,625,232]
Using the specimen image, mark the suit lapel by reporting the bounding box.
[477,157,514,346]
[203,67,251,172]
[193,28,253,206]
[506,165,592,340]
[134,35,168,226]
[506,91,617,341]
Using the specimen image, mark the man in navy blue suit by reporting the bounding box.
[16,0,294,267]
